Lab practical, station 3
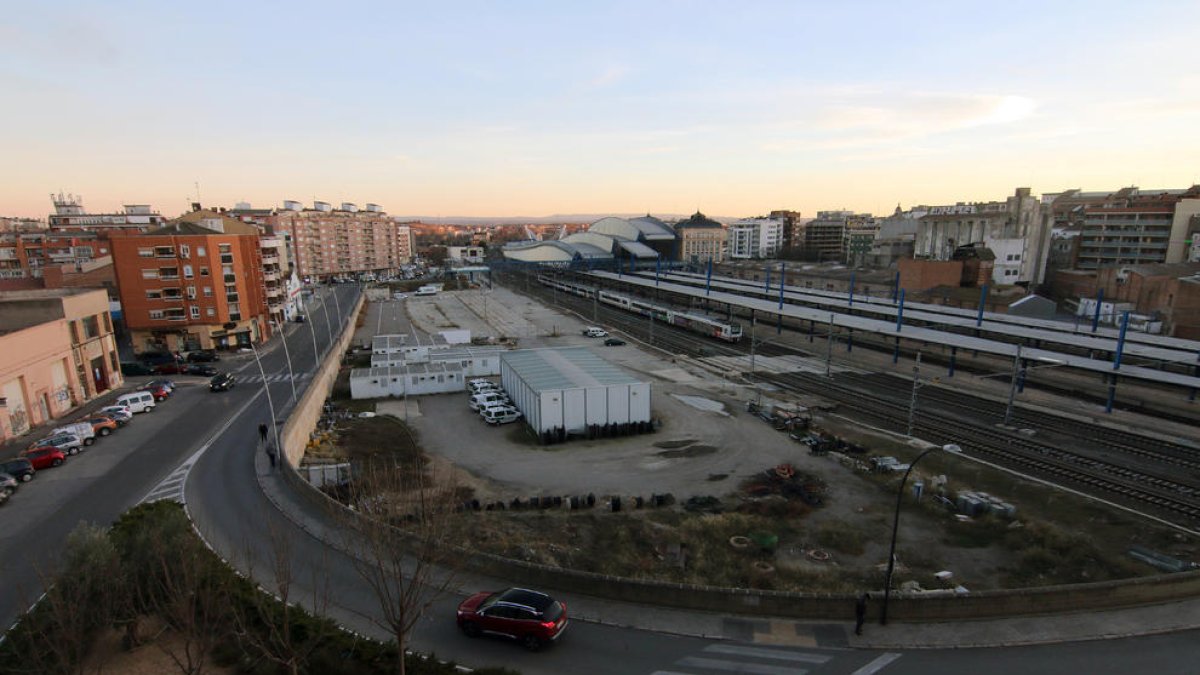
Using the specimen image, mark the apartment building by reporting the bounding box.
[673,212,725,263]
[803,211,864,263]
[768,210,804,253]
[727,217,784,259]
[275,201,414,281]
[111,209,271,354]
[49,193,166,234]
[915,187,1048,285]
[843,216,879,267]
[0,288,123,440]
[1075,186,1200,270]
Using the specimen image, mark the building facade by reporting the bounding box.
[674,212,725,264]
[111,210,271,354]
[0,288,123,440]
[275,201,414,281]
[1075,187,1200,270]
[49,194,166,235]
[727,217,784,259]
[915,187,1047,285]
[843,216,879,267]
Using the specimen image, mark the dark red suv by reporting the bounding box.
[21,447,67,470]
[456,587,567,651]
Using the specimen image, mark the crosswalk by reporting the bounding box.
[653,644,832,675]
[238,372,314,384]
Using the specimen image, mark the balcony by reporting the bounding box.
[263,270,281,282]
[262,254,280,265]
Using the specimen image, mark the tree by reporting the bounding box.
[336,456,465,675]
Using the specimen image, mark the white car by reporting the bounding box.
[469,391,510,411]
[51,422,96,446]
[480,407,523,425]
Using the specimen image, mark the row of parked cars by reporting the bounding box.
[0,379,180,506]
[120,349,223,377]
[467,379,523,425]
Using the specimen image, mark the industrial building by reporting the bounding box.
[500,347,651,437]
[350,362,466,399]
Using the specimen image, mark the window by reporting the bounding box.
[203,286,213,297]
[149,310,165,320]
[141,269,158,279]
[206,308,216,317]
[197,246,206,257]
[69,321,81,344]
[183,264,193,279]
[137,247,154,258]
[180,244,190,258]
[200,266,210,277]
[186,286,196,299]
[189,306,200,318]
[103,313,112,333]
[146,290,162,300]
[218,244,231,253]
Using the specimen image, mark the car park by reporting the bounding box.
[603,337,626,346]
[456,587,568,651]
[140,383,171,401]
[80,416,119,437]
[21,447,66,470]
[209,372,236,392]
[115,391,157,413]
[50,422,96,446]
[185,364,218,376]
[31,433,85,456]
[0,458,35,483]
[185,350,220,363]
[120,362,155,376]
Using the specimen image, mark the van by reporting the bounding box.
[468,391,510,411]
[582,326,608,338]
[116,391,157,413]
[480,407,523,425]
[51,422,96,446]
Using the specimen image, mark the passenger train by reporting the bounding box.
[538,274,743,343]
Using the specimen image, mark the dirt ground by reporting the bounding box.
[327,289,1195,594]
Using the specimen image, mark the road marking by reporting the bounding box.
[676,656,808,675]
[703,644,831,664]
[850,652,902,675]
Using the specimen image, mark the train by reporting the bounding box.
[538,274,743,343]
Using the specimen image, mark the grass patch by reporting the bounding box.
[814,521,867,555]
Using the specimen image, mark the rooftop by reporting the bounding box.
[502,347,644,392]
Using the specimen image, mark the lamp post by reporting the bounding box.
[881,443,961,625]
[271,320,298,403]
[975,345,1064,425]
[250,340,280,460]
[302,289,321,371]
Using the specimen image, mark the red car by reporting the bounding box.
[21,446,67,470]
[154,361,185,375]
[140,383,171,401]
[456,588,567,651]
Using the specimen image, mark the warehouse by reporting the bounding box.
[500,347,651,440]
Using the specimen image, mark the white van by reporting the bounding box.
[51,422,96,446]
[468,391,510,411]
[583,326,608,338]
[480,407,522,425]
[116,391,157,414]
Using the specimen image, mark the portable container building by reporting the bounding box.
[500,347,650,435]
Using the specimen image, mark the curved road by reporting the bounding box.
[178,284,1199,675]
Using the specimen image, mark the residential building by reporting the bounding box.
[768,210,804,253]
[804,211,863,263]
[110,209,271,354]
[0,217,44,233]
[843,216,879,267]
[0,288,123,440]
[673,212,725,264]
[1075,186,1200,270]
[915,187,1046,285]
[48,193,166,235]
[727,217,784,259]
[275,201,414,281]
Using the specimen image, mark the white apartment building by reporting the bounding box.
[915,188,1049,285]
[727,217,784,259]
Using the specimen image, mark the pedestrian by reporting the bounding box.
[258,422,268,444]
[265,442,277,469]
[854,593,869,636]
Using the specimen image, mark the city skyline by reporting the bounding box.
[3,1,1198,219]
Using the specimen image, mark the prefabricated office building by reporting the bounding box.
[500,347,651,435]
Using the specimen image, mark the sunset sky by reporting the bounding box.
[3,1,1198,220]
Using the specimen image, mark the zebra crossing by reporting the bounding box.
[139,455,198,505]
[239,371,314,384]
[652,644,900,675]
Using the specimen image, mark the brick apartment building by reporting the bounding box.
[275,201,414,281]
[111,209,271,355]
[1075,186,1200,270]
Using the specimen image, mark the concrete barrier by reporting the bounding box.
[270,290,1200,621]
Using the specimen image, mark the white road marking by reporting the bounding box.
[676,656,807,675]
[703,644,831,663]
[850,652,903,675]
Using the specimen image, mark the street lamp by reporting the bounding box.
[249,340,280,462]
[270,320,298,403]
[301,289,321,372]
[881,443,962,625]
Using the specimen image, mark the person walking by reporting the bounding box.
[854,593,869,636]
[265,441,277,469]
[258,422,268,444]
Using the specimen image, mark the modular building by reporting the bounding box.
[350,361,465,399]
[500,347,650,435]
[370,346,506,376]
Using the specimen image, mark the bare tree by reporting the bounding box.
[232,520,336,675]
[336,457,465,675]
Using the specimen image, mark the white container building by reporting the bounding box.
[500,347,650,435]
[350,362,465,399]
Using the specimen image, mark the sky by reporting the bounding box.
[2,1,1198,220]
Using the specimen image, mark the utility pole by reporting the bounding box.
[1004,344,1023,425]
[825,313,835,378]
[906,352,922,436]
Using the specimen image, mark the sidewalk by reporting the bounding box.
[253,450,1200,650]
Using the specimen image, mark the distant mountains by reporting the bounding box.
[391,213,739,226]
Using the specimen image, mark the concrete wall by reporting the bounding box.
[898,258,962,292]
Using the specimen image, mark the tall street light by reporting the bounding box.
[881,443,962,625]
[271,320,298,403]
[250,340,280,460]
[301,290,321,372]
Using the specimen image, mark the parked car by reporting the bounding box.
[114,392,156,413]
[456,588,568,651]
[98,407,132,426]
[0,458,35,482]
[185,364,218,376]
[480,407,523,425]
[148,378,177,392]
[21,446,66,470]
[468,391,510,411]
[582,326,608,338]
[50,422,96,446]
[209,372,236,392]
[120,362,155,376]
[30,433,84,456]
[0,473,17,499]
[153,361,185,375]
[468,381,499,394]
[185,350,220,363]
[140,383,171,401]
[138,351,177,366]
[80,416,119,437]
[603,338,626,346]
